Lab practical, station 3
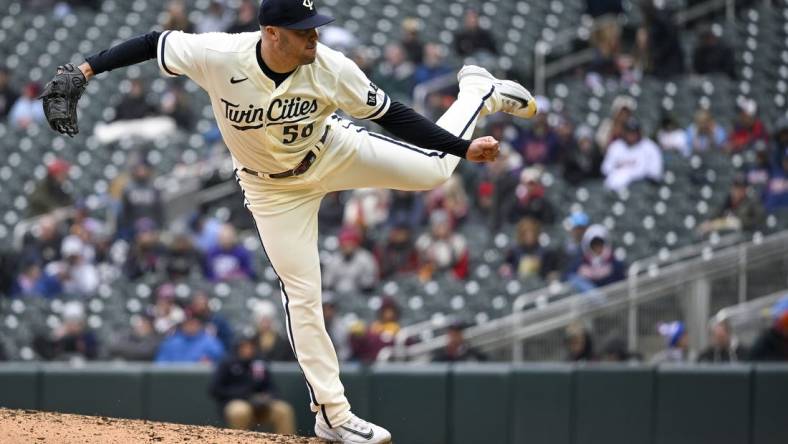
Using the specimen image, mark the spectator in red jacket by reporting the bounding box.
[726,98,768,153]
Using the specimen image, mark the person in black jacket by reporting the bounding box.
[749,307,788,362]
[698,320,748,363]
[210,337,296,434]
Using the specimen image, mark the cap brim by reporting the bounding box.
[283,14,334,29]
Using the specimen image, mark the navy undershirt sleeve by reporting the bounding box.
[85,31,161,75]
[372,101,471,159]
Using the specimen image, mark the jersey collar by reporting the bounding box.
[255,40,296,88]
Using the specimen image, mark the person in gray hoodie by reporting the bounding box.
[566,224,625,293]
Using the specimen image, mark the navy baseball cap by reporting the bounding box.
[259,0,335,29]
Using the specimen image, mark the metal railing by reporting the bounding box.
[390,229,788,362]
[711,289,788,345]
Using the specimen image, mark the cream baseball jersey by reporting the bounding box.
[156,30,390,173]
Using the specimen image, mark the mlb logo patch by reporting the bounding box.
[367,91,377,106]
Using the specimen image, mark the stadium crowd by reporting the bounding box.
[1,0,787,373]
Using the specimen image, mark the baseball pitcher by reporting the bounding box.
[38,0,536,442]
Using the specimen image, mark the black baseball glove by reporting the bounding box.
[38,63,88,137]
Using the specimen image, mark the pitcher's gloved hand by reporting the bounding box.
[39,63,88,137]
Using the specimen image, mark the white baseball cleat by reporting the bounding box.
[315,412,392,444]
[457,65,538,119]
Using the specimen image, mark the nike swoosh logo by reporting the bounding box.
[501,92,529,108]
[230,76,248,84]
[340,425,374,440]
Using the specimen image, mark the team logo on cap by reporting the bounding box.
[303,0,314,10]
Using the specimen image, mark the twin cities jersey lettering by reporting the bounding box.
[156,30,390,173]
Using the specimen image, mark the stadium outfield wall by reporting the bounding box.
[0,362,787,444]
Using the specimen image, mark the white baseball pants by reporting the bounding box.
[235,83,494,428]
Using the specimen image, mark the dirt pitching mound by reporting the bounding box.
[0,408,325,444]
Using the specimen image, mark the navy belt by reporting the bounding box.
[242,125,330,179]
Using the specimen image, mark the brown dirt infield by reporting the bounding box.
[0,408,325,443]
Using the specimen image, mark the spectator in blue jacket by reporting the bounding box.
[155,314,225,364]
[567,224,625,293]
[764,146,788,213]
[189,289,234,351]
[204,224,255,282]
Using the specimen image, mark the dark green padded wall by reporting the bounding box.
[752,364,788,444]
[40,364,145,419]
[370,363,450,444]
[655,365,751,444]
[510,363,573,444]
[0,363,39,409]
[144,365,220,426]
[452,363,512,444]
[573,364,654,444]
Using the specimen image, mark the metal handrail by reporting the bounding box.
[397,229,788,361]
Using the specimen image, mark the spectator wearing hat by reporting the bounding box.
[28,159,74,217]
[651,321,696,364]
[323,226,379,294]
[416,210,469,281]
[252,300,295,362]
[453,9,497,57]
[726,98,768,153]
[148,283,186,335]
[107,315,161,361]
[602,117,663,192]
[562,124,603,186]
[556,212,591,277]
[0,67,18,119]
[8,82,45,129]
[567,224,625,293]
[699,175,765,234]
[155,313,225,364]
[500,217,560,282]
[34,301,99,361]
[210,337,296,433]
[685,108,727,154]
[118,160,163,241]
[189,289,234,351]
[749,298,788,361]
[323,293,351,361]
[204,224,256,282]
[564,321,595,361]
[506,167,556,225]
[698,319,748,363]
[433,321,486,362]
[46,234,99,297]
